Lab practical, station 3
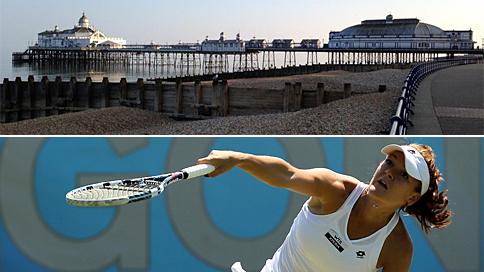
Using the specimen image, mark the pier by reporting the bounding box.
[12,46,483,79]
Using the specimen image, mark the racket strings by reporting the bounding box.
[71,181,160,201]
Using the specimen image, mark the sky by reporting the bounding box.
[1,0,483,64]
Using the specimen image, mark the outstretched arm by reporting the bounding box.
[198,150,355,202]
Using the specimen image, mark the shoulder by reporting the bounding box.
[306,168,361,213]
[378,217,413,271]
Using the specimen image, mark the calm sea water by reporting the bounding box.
[1,51,329,82]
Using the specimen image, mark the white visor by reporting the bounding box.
[381,144,430,195]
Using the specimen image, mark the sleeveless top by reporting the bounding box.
[260,182,399,272]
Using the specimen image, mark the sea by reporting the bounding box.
[0,50,329,82]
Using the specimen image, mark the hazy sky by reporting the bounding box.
[1,0,483,62]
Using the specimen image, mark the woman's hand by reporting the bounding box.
[197,150,245,177]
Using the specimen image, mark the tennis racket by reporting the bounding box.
[66,164,215,207]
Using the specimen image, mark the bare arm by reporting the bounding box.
[197,150,354,202]
[378,221,413,272]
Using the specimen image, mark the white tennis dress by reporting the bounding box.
[258,182,399,272]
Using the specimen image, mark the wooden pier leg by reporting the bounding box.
[316,83,325,106]
[137,78,145,109]
[154,79,164,112]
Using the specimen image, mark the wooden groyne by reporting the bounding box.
[0,76,365,123]
[162,63,411,82]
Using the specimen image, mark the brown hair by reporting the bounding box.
[402,144,452,233]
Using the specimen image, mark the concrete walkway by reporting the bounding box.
[407,63,483,135]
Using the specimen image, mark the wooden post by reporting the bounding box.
[68,77,77,112]
[283,82,292,112]
[175,80,183,115]
[102,77,110,108]
[316,83,325,106]
[25,75,35,119]
[343,83,352,98]
[85,77,93,108]
[211,80,219,116]
[294,82,302,111]
[195,80,202,104]
[39,76,48,117]
[120,78,128,104]
[52,76,61,115]
[194,80,202,116]
[1,78,8,123]
[137,78,145,109]
[378,84,386,93]
[13,77,22,122]
[154,79,164,112]
[221,79,229,116]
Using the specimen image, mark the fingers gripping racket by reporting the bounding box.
[66,164,215,207]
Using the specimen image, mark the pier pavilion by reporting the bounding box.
[328,15,475,50]
[37,12,126,48]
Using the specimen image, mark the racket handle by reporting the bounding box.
[181,164,215,179]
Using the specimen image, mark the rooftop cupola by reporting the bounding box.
[78,12,89,28]
[386,14,393,24]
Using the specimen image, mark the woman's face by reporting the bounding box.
[369,151,422,208]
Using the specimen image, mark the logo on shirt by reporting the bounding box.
[324,229,346,252]
[356,250,366,259]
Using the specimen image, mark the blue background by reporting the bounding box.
[0,137,481,271]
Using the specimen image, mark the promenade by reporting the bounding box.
[407,63,484,134]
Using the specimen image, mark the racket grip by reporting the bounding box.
[181,164,216,179]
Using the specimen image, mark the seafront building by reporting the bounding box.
[201,32,245,52]
[328,14,475,50]
[37,12,126,48]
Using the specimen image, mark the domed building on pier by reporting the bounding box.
[37,12,126,48]
[328,15,475,50]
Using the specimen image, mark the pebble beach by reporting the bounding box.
[0,68,409,135]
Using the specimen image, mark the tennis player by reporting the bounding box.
[197,143,451,272]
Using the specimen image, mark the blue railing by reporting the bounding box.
[389,56,483,135]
